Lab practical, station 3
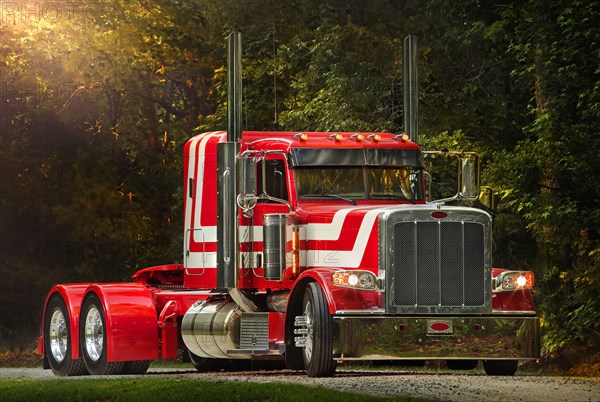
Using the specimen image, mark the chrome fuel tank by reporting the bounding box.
[181,298,248,359]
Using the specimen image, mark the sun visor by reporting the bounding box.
[289,148,423,168]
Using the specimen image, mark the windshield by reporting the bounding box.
[295,166,423,202]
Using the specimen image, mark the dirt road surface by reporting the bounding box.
[1,367,599,401]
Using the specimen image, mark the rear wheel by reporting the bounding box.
[79,294,124,375]
[301,282,336,377]
[483,360,518,376]
[44,294,87,376]
[447,360,478,370]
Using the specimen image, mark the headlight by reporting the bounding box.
[332,270,381,291]
[494,271,535,291]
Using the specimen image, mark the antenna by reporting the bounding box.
[272,17,278,128]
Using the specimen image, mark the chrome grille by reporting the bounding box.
[383,209,490,315]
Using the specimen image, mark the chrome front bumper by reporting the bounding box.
[332,315,540,360]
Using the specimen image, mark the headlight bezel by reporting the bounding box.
[493,271,535,292]
[331,270,383,292]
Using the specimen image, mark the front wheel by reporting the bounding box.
[43,294,87,376]
[483,360,518,376]
[301,282,336,377]
[79,294,124,375]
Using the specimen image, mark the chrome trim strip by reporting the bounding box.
[335,309,386,315]
[335,310,538,316]
[492,310,537,315]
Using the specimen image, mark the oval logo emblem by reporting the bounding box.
[427,320,453,334]
[430,322,450,331]
[431,211,448,219]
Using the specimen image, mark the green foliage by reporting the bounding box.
[480,0,600,352]
[277,23,400,131]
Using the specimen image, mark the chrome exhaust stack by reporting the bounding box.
[227,31,243,143]
[216,32,258,313]
[217,32,242,289]
[403,35,419,144]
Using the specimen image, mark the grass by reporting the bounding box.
[0,378,428,402]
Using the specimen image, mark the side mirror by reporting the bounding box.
[423,151,480,204]
[238,156,257,214]
[459,153,479,200]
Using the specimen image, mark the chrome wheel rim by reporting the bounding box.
[49,309,68,363]
[302,300,314,362]
[84,306,103,362]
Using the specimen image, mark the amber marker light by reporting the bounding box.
[332,272,346,286]
[393,133,410,142]
[328,133,343,142]
[349,133,364,141]
[293,132,308,142]
[291,228,300,278]
[366,134,381,142]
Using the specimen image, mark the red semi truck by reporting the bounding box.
[38,33,539,377]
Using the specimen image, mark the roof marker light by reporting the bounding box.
[293,132,308,142]
[349,133,364,142]
[366,134,381,142]
[393,133,410,142]
[328,133,343,142]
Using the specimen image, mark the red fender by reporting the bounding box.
[492,268,537,312]
[292,268,381,314]
[42,284,89,359]
[83,283,159,362]
[132,263,184,287]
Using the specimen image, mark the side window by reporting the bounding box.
[257,159,288,201]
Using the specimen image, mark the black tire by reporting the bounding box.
[43,294,87,376]
[301,282,336,377]
[188,350,250,372]
[79,293,124,375]
[483,360,518,376]
[121,360,151,374]
[251,359,287,371]
[188,349,219,372]
[447,360,478,370]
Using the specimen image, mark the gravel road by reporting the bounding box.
[1,367,599,402]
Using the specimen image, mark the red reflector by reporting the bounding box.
[430,322,450,331]
[431,211,448,219]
